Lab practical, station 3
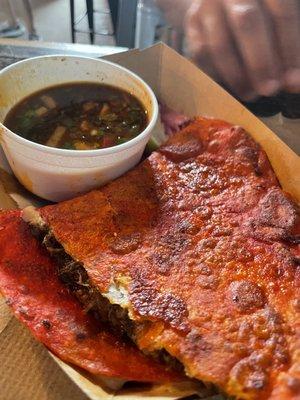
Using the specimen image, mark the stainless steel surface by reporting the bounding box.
[0,38,127,69]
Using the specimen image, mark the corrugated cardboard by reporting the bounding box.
[0,43,299,400]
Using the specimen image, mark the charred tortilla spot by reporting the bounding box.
[196,238,218,251]
[152,233,190,276]
[229,353,268,394]
[160,138,203,162]
[152,252,174,275]
[177,219,199,235]
[285,235,300,245]
[195,206,213,220]
[275,348,289,365]
[196,275,219,290]
[229,281,266,313]
[109,232,142,255]
[247,371,267,390]
[182,331,213,360]
[254,165,263,177]
[235,146,261,175]
[259,189,298,229]
[76,332,87,341]
[247,188,298,242]
[195,263,212,276]
[235,146,270,178]
[286,376,300,392]
[42,319,52,330]
[130,281,189,332]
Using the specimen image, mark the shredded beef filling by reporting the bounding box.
[43,232,135,336]
[41,231,183,373]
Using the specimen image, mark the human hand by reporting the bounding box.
[184,0,300,100]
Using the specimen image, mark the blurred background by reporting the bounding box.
[0,0,299,120]
[0,0,172,48]
[0,0,115,44]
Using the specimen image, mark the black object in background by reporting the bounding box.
[69,0,137,48]
[243,93,300,119]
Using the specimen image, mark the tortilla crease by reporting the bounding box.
[35,118,300,400]
[0,210,181,383]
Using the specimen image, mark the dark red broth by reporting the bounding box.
[4,82,148,150]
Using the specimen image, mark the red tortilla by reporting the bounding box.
[39,118,300,399]
[0,210,179,382]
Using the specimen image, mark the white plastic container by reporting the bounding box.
[0,55,158,202]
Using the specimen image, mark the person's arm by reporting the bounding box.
[155,0,192,31]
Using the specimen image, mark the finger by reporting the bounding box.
[199,0,256,100]
[224,0,282,97]
[263,0,300,92]
[184,1,221,81]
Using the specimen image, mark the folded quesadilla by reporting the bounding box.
[22,117,300,399]
[0,210,181,383]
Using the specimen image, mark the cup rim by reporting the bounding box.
[0,55,158,157]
